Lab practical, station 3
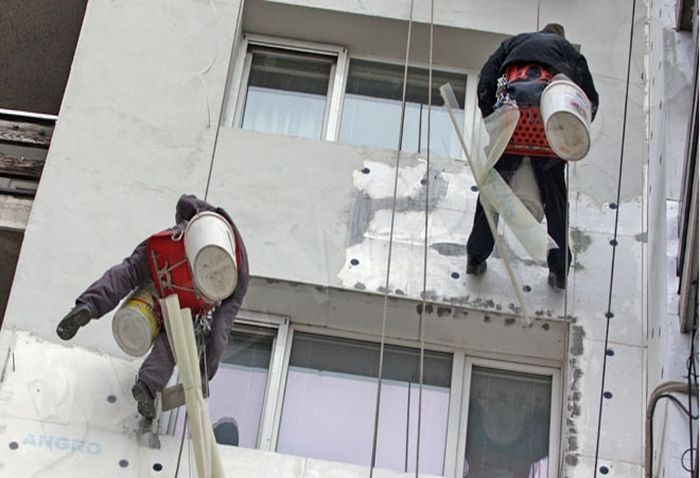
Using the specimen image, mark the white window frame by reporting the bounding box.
[162,310,562,477]
[335,54,473,161]
[453,356,562,478]
[164,309,290,450]
[225,34,348,142]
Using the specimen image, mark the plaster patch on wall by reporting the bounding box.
[570,228,593,254]
[565,325,586,467]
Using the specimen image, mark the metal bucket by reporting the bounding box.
[112,286,162,357]
[540,75,592,161]
[184,211,238,302]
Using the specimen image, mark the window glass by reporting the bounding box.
[175,325,274,448]
[464,367,552,478]
[241,47,333,139]
[277,333,452,475]
[339,59,466,159]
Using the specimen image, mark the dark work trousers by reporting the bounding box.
[466,153,572,275]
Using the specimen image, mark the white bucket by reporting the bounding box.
[112,286,162,357]
[540,75,592,161]
[184,211,238,302]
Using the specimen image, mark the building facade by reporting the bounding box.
[0,0,696,477]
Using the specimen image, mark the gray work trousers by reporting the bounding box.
[137,306,234,395]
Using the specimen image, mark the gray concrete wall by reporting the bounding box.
[3,0,244,355]
[645,1,697,477]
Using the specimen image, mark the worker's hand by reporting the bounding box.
[56,305,92,341]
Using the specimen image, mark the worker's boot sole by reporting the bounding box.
[56,306,92,341]
[466,256,487,276]
[132,382,157,420]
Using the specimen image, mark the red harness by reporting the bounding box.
[503,64,557,158]
[146,228,214,316]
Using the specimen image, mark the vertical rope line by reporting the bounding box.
[564,164,570,316]
[204,0,243,201]
[175,416,188,477]
[369,1,415,475]
[415,1,434,476]
[536,0,541,31]
[593,0,637,475]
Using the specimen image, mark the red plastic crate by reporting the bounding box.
[504,106,557,157]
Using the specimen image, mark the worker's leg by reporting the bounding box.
[536,160,572,280]
[465,154,522,272]
[202,311,235,381]
[137,331,176,394]
[466,197,495,265]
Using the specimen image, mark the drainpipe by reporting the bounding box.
[645,381,699,478]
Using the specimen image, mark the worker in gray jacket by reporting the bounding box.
[56,194,249,419]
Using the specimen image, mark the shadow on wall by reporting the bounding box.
[0,230,23,328]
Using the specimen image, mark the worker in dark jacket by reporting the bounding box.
[56,194,250,419]
[466,23,598,289]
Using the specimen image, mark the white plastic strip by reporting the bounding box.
[440,84,533,326]
[161,295,225,478]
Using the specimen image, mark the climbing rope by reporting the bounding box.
[415,0,435,475]
[369,1,415,475]
[593,0,638,475]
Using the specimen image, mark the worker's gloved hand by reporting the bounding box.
[56,305,92,341]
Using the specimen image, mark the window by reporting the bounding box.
[172,320,283,448]
[237,46,336,140]
[463,366,555,478]
[276,333,452,475]
[339,59,467,159]
[228,37,470,155]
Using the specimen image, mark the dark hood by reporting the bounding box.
[175,194,217,224]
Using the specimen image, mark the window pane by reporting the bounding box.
[174,325,274,448]
[241,47,333,139]
[465,367,552,478]
[339,59,466,159]
[277,333,451,475]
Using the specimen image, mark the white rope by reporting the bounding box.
[415,0,435,475]
[369,1,415,475]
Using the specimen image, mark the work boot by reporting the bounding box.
[132,381,157,420]
[56,305,92,341]
[547,270,567,290]
[466,255,487,276]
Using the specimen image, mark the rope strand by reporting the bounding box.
[369,1,415,475]
[593,0,638,474]
[415,0,435,475]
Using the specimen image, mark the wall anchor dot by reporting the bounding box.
[605,311,614,319]
[420,179,426,185]
[9,441,18,450]
[350,258,359,266]
[119,459,129,468]
[451,272,460,279]
[609,239,618,246]
[599,465,610,474]
[470,185,479,192]
[606,349,615,356]
[107,395,117,403]
[603,391,613,399]
[523,285,532,292]
[361,167,370,174]
[153,463,163,472]
[609,202,618,210]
